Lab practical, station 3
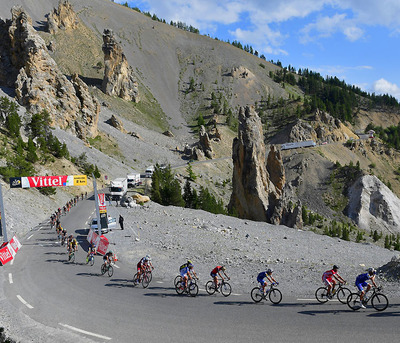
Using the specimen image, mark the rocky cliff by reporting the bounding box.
[347,175,400,235]
[0,6,99,139]
[229,107,283,221]
[102,29,139,102]
[46,0,78,34]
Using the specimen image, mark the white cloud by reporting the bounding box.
[373,78,400,99]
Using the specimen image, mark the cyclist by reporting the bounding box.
[87,242,96,261]
[257,268,278,295]
[355,268,378,309]
[136,255,153,283]
[69,236,78,252]
[61,229,67,245]
[210,266,229,292]
[180,260,198,290]
[102,251,114,269]
[322,265,346,299]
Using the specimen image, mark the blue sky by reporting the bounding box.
[116,0,400,100]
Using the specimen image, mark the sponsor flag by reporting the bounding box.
[10,175,87,188]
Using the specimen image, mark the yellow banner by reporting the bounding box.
[73,175,87,186]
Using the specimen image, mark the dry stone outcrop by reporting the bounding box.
[347,175,400,235]
[0,7,99,140]
[46,0,78,34]
[102,29,139,102]
[107,114,127,133]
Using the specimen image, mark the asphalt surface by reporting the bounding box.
[3,197,400,343]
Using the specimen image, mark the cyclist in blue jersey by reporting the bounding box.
[355,268,377,309]
[257,268,278,295]
[180,260,198,289]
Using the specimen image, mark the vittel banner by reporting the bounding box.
[10,175,87,188]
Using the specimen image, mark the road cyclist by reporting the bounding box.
[322,265,346,300]
[353,268,378,309]
[134,255,154,285]
[101,251,114,277]
[66,235,78,262]
[257,268,278,296]
[206,266,232,296]
[175,260,199,296]
[86,242,97,265]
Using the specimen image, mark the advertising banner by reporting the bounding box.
[98,193,107,213]
[87,229,109,256]
[9,236,21,253]
[10,175,87,188]
[0,244,14,265]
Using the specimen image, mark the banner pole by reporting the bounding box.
[0,182,8,242]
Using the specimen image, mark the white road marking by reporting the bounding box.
[10,259,14,265]
[156,281,164,284]
[232,293,242,296]
[113,264,120,269]
[8,273,13,284]
[59,323,112,340]
[27,234,34,240]
[16,295,34,309]
[297,298,339,302]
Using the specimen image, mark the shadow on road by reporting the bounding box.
[298,309,350,316]
[213,300,255,306]
[44,251,65,255]
[76,272,100,277]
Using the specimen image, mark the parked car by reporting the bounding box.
[90,216,117,234]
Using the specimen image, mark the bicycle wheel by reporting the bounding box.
[347,293,362,311]
[146,271,153,283]
[107,265,114,277]
[174,275,181,287]
[336,287,351,304]
[371,293,388,311]
[188,282,199,297]
[175,281,185,295]
[101,264,106,275]
[89,256,95,266]
[133,273,139,285]
[269,289,282,304]
[251,287,263,303]
[221,282,232,297]
[205,281,216,295]
[142,273,150,288]
[315,287,329,303]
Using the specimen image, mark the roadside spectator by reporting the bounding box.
[119,214,124,230]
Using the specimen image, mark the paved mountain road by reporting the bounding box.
[3,198,400,342]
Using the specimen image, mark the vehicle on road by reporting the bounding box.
[281,140,316,150]
[127,173,141,188]
[315,282,351,304]
[109,178,128,200]
[90,216,116,234]
[251,283,282,304]
[205,279,232,297]
[347,286,388,311]
[145,166,155,178]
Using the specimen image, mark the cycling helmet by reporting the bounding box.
[266,268,273,274]
[145,254,151,261]
[187,260,192,265]
[368,267,376,275]
[221,266,226,271]
[333,265,339,270]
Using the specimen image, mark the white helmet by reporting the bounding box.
[145,255,151,261]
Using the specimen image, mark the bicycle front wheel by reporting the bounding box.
[70,253,75,263]
[101,264,106,275]
[142,273,150,288]
[146,271,153,283]
[174,275,181,287]
[371,293,388,311]
[347,293,362,311]
[251,287,263,303]
[107,265,114,277]
[315,287,329,303]
[336,287,351,304]
[269,289,282,304]
[205,281,216,295]
[221,282,232,297]
[188,283,199,297]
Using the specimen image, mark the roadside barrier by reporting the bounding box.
[0,236,21,265]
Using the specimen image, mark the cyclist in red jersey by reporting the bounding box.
[322,265,346,299]
[210,266,229,292]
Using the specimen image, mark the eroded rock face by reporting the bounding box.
[199,125,213,158]
[347,175,400,235]
[108,114,127,133]
[46,0,78,34]
[0,7,99,139]
[102,29,139,102]
[228,106,281,221]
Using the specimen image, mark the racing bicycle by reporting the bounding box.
[347,286,388,311]
[251,282,282,304]
[205,278,232,297]
[133,270,152,288]
[67,250,75,263]
[86,252,95,266]
[175,277,199,297]
[315,282,351,304]
[101,262,114,277]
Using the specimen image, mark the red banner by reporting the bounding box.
[98,193,107,213]
[9,236,21,253]
[0,244,14,265]
[87,229,109,255]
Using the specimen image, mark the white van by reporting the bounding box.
[145,166,154,178]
